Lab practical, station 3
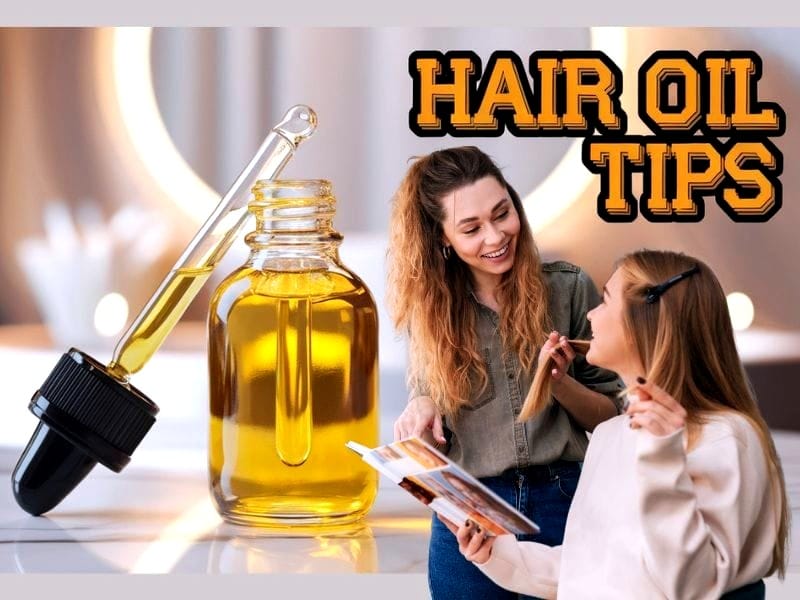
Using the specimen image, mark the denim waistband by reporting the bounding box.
[480,460,581,485]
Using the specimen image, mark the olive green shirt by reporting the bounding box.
[411,261,624,478]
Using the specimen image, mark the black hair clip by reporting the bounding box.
[644,264,700,304]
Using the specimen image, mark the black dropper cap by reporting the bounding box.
[12,349,159,515]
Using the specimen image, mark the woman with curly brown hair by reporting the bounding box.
[387,146,623,599]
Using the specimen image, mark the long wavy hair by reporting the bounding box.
[386,146,550,419]
[522,249,789,577]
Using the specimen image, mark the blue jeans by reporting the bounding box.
[428,460,580,600]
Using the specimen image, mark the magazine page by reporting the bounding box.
[347,437,539,536]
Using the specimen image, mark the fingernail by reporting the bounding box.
[636,376,646,385]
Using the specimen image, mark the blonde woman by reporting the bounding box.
[449,250,789,600]
[387,146,623,599]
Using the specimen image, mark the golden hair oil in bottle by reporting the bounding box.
[208,180,378,527]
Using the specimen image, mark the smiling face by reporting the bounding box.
[439,176,521,291]
[586,268,642,384]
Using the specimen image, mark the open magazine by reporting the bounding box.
[346,437,539,536]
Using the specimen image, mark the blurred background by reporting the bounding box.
[0,27,798,430]
[0,25,798,585]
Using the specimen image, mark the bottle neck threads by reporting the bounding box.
[246,179,342,269]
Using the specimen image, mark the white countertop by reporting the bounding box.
[0,444,432,576]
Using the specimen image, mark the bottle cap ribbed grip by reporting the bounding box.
[11,348,158,515]
[30,348,158,472]
[31,349,158,470]
[12,348,159,516]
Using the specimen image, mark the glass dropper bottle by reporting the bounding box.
[11,105,318,516]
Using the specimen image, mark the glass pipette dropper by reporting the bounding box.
[108,105,317,381]
[12,105,318,516]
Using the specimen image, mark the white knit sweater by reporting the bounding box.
[478,412,779,599]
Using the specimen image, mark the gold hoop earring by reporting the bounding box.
[442,245,451,260]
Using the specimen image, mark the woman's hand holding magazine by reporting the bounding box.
[346,437,539,538]
[439,517,496,565]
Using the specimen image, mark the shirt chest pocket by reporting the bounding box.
[464,348,496,411]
